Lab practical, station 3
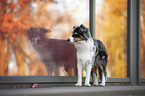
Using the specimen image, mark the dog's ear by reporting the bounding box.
[25,29,31,40]
[80,24,84,27]
[25,28,31,35]
[40,28,51,33]
[73,26,76,29]
[26,27,34,33]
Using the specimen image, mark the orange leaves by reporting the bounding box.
[0,0,48,76]
[9,33,16,43]
[1,12,16,42]
[9,4,16,9]
[0,0,32,42]
[2,13,13,29]
[1,13,14,39]
[1,13,26,42]
[9,38,13,43]
[18,0,31,7]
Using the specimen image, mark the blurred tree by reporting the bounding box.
[0,0,48,76]
[96,0,127,77]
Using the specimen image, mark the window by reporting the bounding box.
[0,0,89,76]
[95,0,127,77]
[0,0,144,86]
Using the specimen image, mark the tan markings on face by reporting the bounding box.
[74,38,83,42]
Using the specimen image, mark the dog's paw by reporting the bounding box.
[93,82,99,86]
[100,83,105,87]
[85,83,91,87]
[75,83,82,87]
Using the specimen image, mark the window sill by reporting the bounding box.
[0,86,145,96]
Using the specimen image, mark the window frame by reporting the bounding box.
[0,0,144,86]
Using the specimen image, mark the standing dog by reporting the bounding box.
[26,28,76,76]
[67,24,108,86]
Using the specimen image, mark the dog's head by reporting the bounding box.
[26,28,50,44]
[67,24,91,43]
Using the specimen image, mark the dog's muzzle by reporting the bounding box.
[67,36,74,43]
[35,37,41,44]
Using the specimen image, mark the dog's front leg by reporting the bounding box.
[85,64,92,87]
[76,63,83,87]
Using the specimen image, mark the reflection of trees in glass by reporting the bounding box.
[0,0,88,76]
[0,0,49,76]
[96,0,127,77]
[141,0,145,78]
[0,0,130,77]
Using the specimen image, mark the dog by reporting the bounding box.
[26,27,76,76]
[67,24,108,86]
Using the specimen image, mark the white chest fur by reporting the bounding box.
[76,38,96,66]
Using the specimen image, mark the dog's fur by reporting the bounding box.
[26,28,76,76]
[67,24,108,86]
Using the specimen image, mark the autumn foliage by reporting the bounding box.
[95,0,127,77]
[0,0,48,76]
[0,0,88,76]
[0,0,145,77]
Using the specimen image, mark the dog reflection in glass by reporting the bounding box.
[26,28,76,76]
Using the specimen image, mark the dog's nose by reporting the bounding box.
[37,39,40,43]
[35,37,41,44]
[67,39,70,42]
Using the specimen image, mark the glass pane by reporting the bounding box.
[95,0,127,77]
[141,0,145,78]
[0,0,89,76]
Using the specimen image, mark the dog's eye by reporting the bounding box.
[32,34,36,37]
[30,34,33,37]
[74,32,77,34]
[30,34,35,38]
[80,31,83,33]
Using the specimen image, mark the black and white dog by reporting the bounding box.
[67,24,108,87]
